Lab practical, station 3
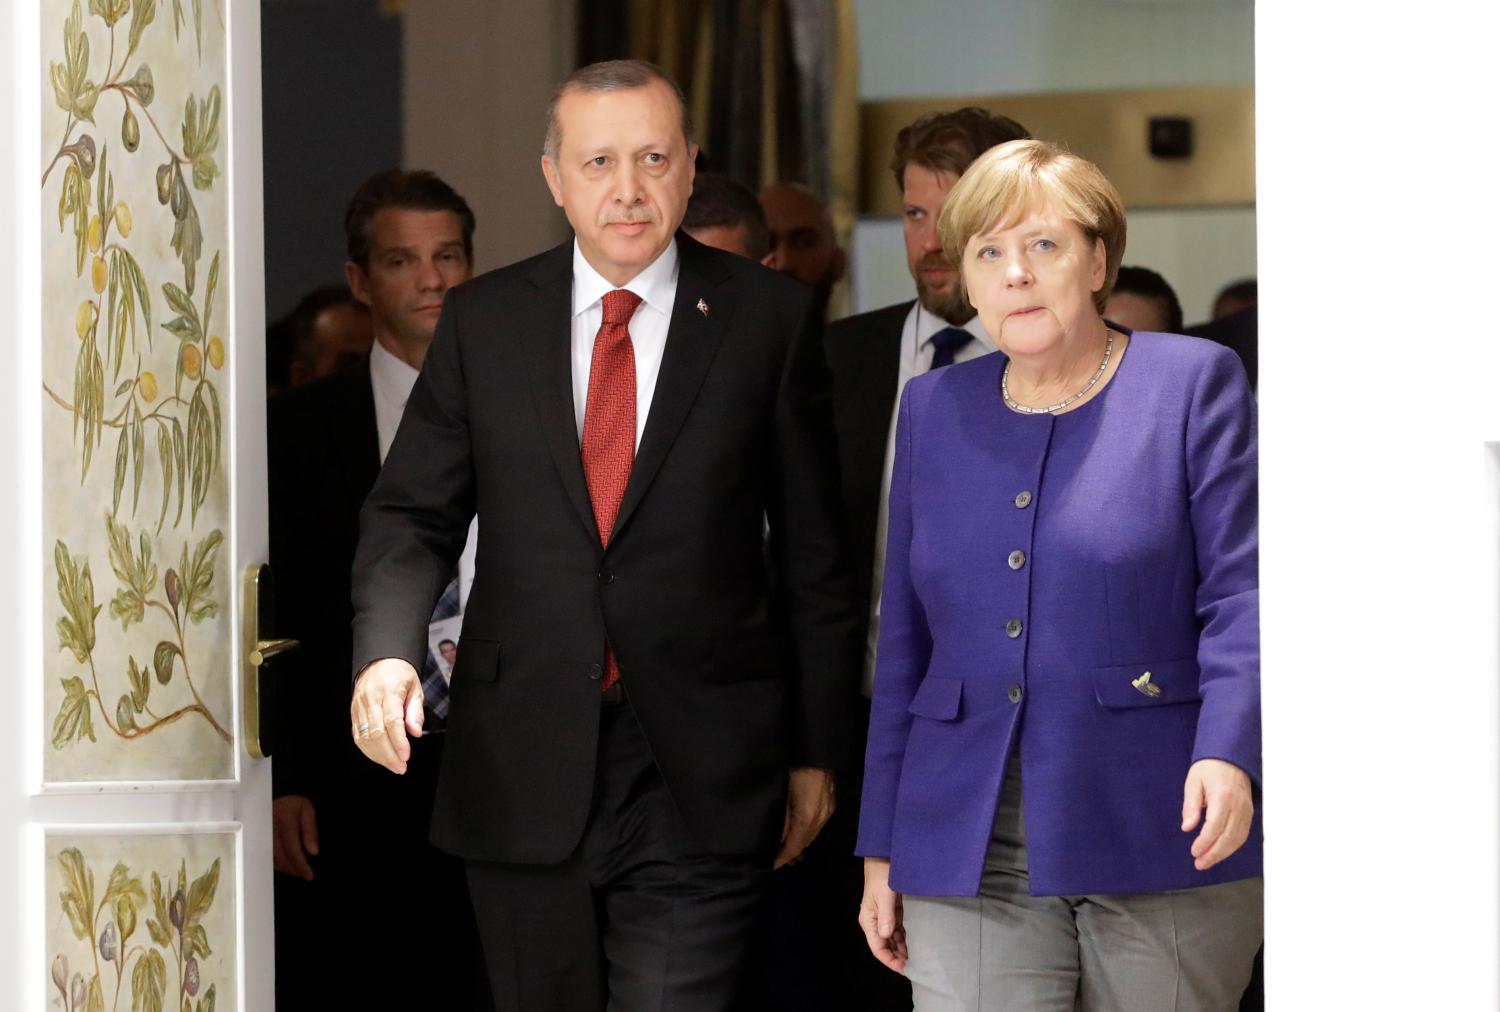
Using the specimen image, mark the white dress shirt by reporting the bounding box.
[570,239,679,446]
[862,303,997,695]
[369,339,479,608]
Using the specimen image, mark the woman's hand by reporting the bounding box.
[1181,758,1254,871]
[859,857,908,974]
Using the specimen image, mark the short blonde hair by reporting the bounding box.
[938,139,1127,315]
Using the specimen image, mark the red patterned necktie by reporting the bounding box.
[581,288,641,691]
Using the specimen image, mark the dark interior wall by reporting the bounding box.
[261,0,402,322]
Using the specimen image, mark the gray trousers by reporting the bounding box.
[903,765,1262,1012]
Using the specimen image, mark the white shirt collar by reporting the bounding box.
[369,336,420,410]
[571,238,680,319]
[915,303,996,352]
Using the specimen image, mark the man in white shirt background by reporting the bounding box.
[267,169,488,1009]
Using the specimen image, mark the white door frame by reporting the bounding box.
[2,1,272,1008]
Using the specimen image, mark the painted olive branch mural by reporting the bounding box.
[52,519,229,748]
[42,0,232,775]
[51,847,222,1012]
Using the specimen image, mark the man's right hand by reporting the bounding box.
[272,795,319,881]
[350,658,424,774]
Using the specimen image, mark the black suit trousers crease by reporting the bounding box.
[465,703,770,1012]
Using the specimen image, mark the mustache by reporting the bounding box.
[916,252,955,273]
[601,209,659,226]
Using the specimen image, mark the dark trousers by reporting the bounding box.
[274,733,491,1010]
[757,696,912,1011]
[466,702,771,1011]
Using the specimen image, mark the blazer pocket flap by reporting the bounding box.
[1092,658,1198,709]
[907,676,962,721]
[451,637,501,683]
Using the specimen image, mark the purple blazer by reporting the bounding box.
[856,332,1261,898]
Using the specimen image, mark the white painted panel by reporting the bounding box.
[4,1,272,1008]
[1258,2,1500,1006]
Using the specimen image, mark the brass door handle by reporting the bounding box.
[242,564,299,760]
[250,638,298,666]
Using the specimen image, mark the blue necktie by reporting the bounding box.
[929,326,973,370]
[420,573,461,719]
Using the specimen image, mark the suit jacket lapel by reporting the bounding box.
[333,363,380,507]
[610,234,730,543]
[846,303,908,492]
[523,240,602,543]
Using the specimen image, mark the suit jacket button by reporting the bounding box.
[1007,684,1023,703]
[588,663,603,680]
[598,569,615,585]
[1008,550,1026,571]
[1005,618,1023,638]
[1015,490,1033,508]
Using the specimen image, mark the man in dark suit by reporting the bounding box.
[268,170,488,1009]
[347,61,860,1011]
[817,108,1030,1010]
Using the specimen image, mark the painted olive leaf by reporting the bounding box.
[161,281,199,334]
[112,425,128,515]
[130,947,165,1012]
[103,861,146,913]
[74,321,105,476]
[184,856,218,929]
[106,514,157,629]
[197,984,215,1012]
[116,893,137,944]
[86,974,105,1012]
[58,161,82,231]
[146,872,170,947]
[185,387,215,522]
[120,246,153,338]
[132,402,146,514]
[177,529,221,623]
[156,424,173,533]
[89,0,131,28]
[52,676,96,748]
[201,251,219,339]
[55,541,100,662]
[56,848,95,941]
[128,655,150,711]
[184,921,210,960]
[173,199,203,294]
[50,0,99,123]
[171,417,186,526]
[128,0,156,55]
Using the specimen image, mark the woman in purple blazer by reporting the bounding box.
[856,140,1262,1011]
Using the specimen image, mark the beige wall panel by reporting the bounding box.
[403,0,575,273]
[860,85,1254,214]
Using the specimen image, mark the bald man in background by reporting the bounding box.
[759,182,846,316]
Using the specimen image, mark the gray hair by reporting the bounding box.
[543,60,694,163]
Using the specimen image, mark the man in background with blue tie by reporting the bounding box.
[267,169,489,1009]
[812,108,1031,1011]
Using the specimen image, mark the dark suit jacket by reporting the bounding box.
[267,365,382,804]
[351,233,862,864]
[823,300,913,643]
[1187,305,1257,391]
